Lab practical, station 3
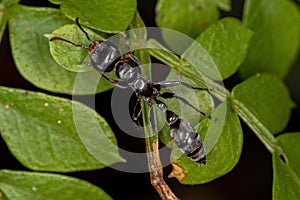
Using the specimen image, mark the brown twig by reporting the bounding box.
[147,140,180,200]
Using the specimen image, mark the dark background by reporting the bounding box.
[0,0,299,199]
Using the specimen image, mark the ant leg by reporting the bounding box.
[82,61,92,67]
[126,52,141,67]
[154,80,208,91]
[130,97,146,135]
[155,99,206,164]
[101,73,118,84]
[149,107,158,134]
[82,61,118,84]
[140,97,158,135]
[133,97,157,135]
[132,98,142,123]
[155,80,217,120]
[160,92,216,121]
[123,52,141,67]
[94,71,118,84]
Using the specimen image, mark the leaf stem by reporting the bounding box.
[233,99,277,153]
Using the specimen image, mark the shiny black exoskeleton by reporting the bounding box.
[50,18,214,164]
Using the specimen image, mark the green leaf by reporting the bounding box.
[46,24,103,72]
[232,73,294,134]
[185,17,253,80]
[155,0,219,51]
[273,133,300,200]
[0,0,19,42]
[168,101,243,184]
[156,0,219,39]
[0,3,7,43]
[181,40,221,81]
[277,133,300,177]
[8,4,113,94]
[240,0,300,79]
[0,170,112,200]
[0,86,124,172]
[49,0,136,33]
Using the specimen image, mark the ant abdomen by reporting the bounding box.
[169,114,206,164]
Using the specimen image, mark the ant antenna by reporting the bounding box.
[75,17,93,45]
[49,37,89,49]
[49,17,94,49]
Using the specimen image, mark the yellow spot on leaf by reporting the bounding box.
[168,163,185,182]
[5,102,14,109]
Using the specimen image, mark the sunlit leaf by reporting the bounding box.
[184,17,253,80]
[277,133,300,177]
[232,73,294,134]
[0,86,124,172]
[0,3,7,43]
[273,133,300,200]
[156,0,219,51]
[8,4,113,94]
[0,170,112,200]
[49,0,136,33]
[240,0,300,79]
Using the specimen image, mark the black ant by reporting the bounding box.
[50,18,215,164]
